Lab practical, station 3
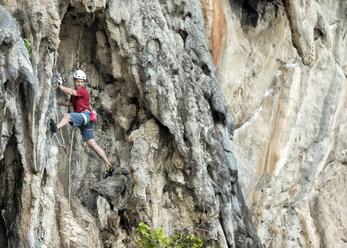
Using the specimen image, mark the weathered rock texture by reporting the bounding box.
[1,0,346,247]
[0,0,262,247]
[201,0,346,247]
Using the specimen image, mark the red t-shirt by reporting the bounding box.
[70,87,90,113]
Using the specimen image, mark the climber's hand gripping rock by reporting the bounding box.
[57,76,63,87]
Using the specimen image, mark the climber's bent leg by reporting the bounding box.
[57,113,72,129]
[86,139,111,170]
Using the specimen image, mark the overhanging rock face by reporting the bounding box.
[0,1,262,247]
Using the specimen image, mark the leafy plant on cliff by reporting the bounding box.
[136,222,203,248]
[23,38,32,59]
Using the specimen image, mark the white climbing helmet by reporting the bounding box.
[73,69,86,80]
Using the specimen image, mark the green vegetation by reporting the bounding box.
[23,38,32,59]
[136,222,203,248]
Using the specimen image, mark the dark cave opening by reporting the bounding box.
[231,0,260,27]
[231,0,283,30]
[241,0,260,27]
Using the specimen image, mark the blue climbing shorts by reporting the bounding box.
[69,112,95,141]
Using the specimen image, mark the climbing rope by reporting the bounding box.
[67,127,75,248]
[54,111,66,150]
[51,61,67,153]
[52,132,68,158]
[51,54,75,246]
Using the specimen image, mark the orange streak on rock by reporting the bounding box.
[200,0,225,65]
[212,0,225,65]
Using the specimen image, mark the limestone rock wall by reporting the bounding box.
[1,0,345,247]
[0,2,102,247]
[202,0,346,247]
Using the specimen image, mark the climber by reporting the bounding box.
[50,69,115,178]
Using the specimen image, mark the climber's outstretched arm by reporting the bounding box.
[57,100,73,107]
[58,85,78,96]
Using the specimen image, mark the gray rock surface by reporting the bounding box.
[210,0,346,247]
[0,1,261,247]
[0,3,102,248]
[2,0,345,247]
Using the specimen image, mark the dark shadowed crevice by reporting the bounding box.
[201,63,211,76]
[3,80,9,91]
[0,158,8,247]
[179,29,188,43]
[183,11,192,20]
[241,0,259,27]
[230,0,283,32]
[0,214,7,247]
[313,25,328,44]
[234,183,262,247]
[0,133,23,247]
[41,168,47,188]
[231,0,260,28]
[208,96,226,125]
[18,81,35,173]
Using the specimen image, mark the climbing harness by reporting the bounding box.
[81,112,88,126]
[67,127,75,248]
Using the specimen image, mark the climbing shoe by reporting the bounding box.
[104,165,115,179]
[50,118,57,133]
